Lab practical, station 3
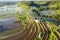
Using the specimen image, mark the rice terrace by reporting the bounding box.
[0,1,60,40]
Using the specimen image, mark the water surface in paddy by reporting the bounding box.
[0,4,22,32]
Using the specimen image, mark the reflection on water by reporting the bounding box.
[0,3,25,33]
[0,20,22,32]
[0,4,22,32]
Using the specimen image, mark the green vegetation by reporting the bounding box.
[16,1,60,40]
[0,1,60,40]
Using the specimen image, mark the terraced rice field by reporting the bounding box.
[0,1,60,40]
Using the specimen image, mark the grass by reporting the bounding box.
[46,21,60,40]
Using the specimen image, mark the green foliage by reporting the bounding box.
[0,1,60,40]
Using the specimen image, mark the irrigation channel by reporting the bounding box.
[0,20,59,40]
